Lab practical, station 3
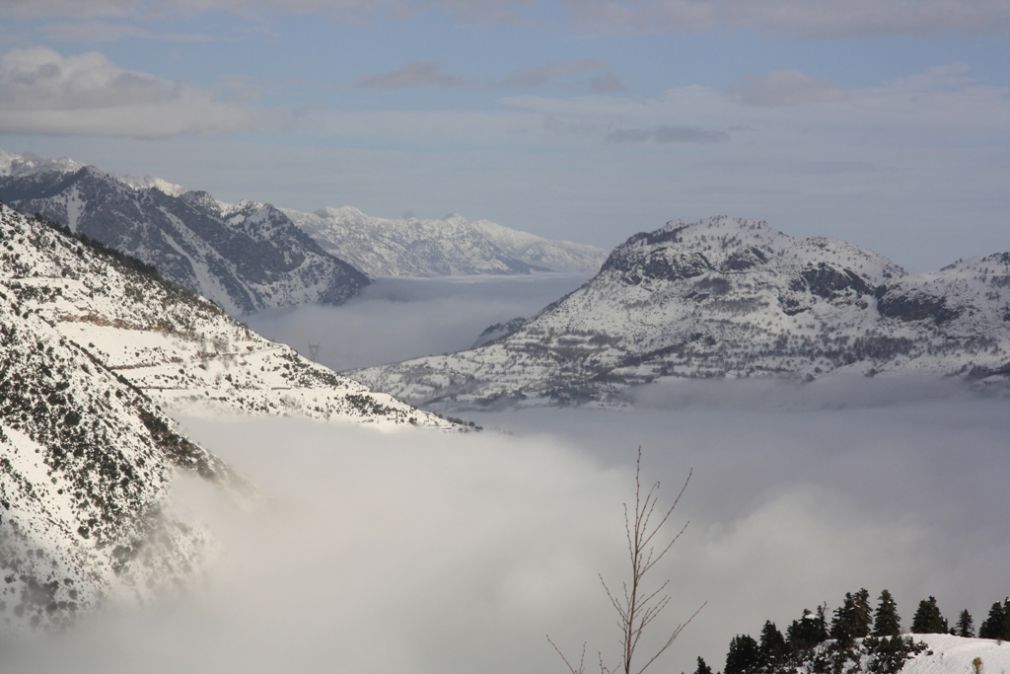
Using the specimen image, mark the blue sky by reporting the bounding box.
[1,1,1008,269]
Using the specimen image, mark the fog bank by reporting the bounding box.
[6,383,1008,674]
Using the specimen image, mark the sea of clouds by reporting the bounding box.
[5,275,1008,674]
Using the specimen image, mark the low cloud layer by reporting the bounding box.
[246,274,588,371]
[4,384,1007,674]
[0,47,251,137]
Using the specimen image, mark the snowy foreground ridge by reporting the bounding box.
[0,204,456,428]
[0,203,463,633]
[286,205,607,277]
[357,216,1010,408]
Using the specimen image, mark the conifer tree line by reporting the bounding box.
[688,592,1010,674]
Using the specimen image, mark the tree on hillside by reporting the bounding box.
[873,590,901,637]
[979,600,1010,640]
[956,609,975,638]
[547,448,705,674]
[693,656,714,674]
[758,620,787,668]
[725,634,760,674]
[787,605,828,652]
[832,589,872,644]
[911,596,948,634]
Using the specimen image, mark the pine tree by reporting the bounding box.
[956,609,975,638]
[911,596,948,634]
[831,592,857,643]
[873,590,901,637]
[831,590,872,644]
[853,588,873,638]
[787,606,828,652]
[758,620,787,667]
[694,656,715,674]
[725,634,760,674]
[979,600,1010,640]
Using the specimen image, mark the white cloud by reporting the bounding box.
[0,47,253,137]
[736,69,842,107]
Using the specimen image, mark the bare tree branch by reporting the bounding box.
[548,448,702,674]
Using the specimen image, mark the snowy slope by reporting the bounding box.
[286,206,607,277]
[356,216,1010,408]
[901,634,1010,674]
[0,204,457,429]
[0,286,237,635]
[0,150,368,314]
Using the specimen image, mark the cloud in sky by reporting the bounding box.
[0,47,252,137]
[502,59,627,92]
[7,0,1010,37]
[735,69,842,107]
[561,0,1010,37]
[607,124,729,143]
[354,61,468,89]
[40,20,216,43]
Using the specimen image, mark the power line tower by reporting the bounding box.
[307,342,321,361]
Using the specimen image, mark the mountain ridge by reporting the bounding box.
[286,205,607,277]
[0,150,368,314]
[355,215,1010,408]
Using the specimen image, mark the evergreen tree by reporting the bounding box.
[853,588,873,638]
[979,600,1010,640]
[911,596,948,634]
[832,590,872,644]
[694,656,715,674]
[725,634,760,674]
[956,609,975,638]
[873,590,901,637]
[758,620,787,667]
[831,592,856,643]
[787,606,828,652]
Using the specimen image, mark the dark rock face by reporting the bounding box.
[0,168,368,313]
[473,316,528,347]
[723,246,769,271]
[877,291,962,323]
[603,247,714,285]
[797,263,873,298]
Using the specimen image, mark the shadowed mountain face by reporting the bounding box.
[355,216,1010,408]
[0,154,368,314]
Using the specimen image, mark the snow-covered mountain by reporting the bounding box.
[0,150,368,314]
[355,216,1010,408]
[0,282,238,634]
[286,206,607,277]
[0,201,467,634]
[0,204,456,428]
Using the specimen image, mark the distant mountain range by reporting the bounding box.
[286,206,606,277]
[355,216,1010,408]
[0,150,367,314]
[0,203,462,632]
[0,151,607,319]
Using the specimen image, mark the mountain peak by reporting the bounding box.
[0,149,85,178]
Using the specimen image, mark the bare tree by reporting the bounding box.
[548,447,705,674]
